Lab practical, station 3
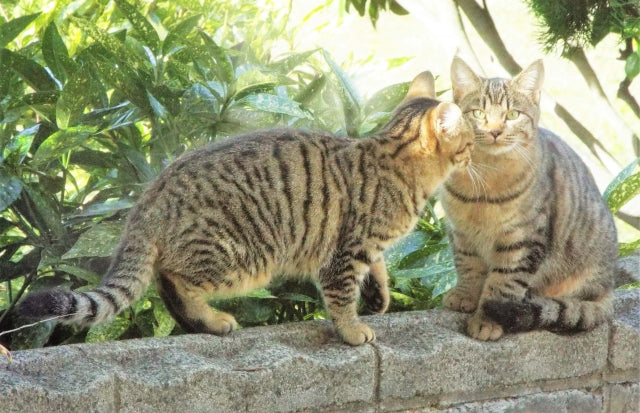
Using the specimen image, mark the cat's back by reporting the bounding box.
[170,128,349,169]
[135,127,355,271]
[537,128,598,187]
[536,128,617,261]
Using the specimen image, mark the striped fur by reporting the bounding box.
[440,57,618,341]
[19,71,474,345]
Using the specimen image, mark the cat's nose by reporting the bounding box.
[488,130,502,139]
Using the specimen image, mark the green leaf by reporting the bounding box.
[23,184,64,240]
[363,81,409,116]
[56,71,93,129]
[389,0,409,15]
[294,74,327,106]
[10,91,60,108]
[603,158,640,213]
[69,149,117,169]
[55,264,101,285]
[619,238,640,257]
[392,268,432,279]
[322,50,361,136]
[625,52,640,80]
[34,126,98,163]
[86,316,131,343]
[270,50,318,74]
[278,292,318,303]
[393,263,455,284]
[431,270,458,298]
[0,49,12,97]
[233,82,277,101]
[384,231,430,269]
[0,13,40,49]
[3,124,37,165]
[62,221,124,259]
[10,319,56,350]
[199,31,234,83]
[114,0,160,53]
[241,93,312,119]
[247,288,277,299]
[0,169,22,211]
[6,50,58,91]
[42,22,76,82]
[147,91,169,119]
[120,144,156,182]
[84,44,151,113]
[72,198,134,218]
[71,18,128,61]
[398,242,448,269]
[163,14,201,56]
[151,298,176,337]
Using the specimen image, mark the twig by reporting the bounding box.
[0,314,76,339]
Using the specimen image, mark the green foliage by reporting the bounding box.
[343,0,408,27]
[1,0,638,351]
[604,157,640,257]
[525,0,639,51]
[524,0,639,81]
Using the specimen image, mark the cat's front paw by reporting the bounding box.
[338,322,376,346]
[466,311,503,341]
[444,287,479,313]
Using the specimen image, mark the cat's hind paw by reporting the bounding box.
[466,312,503,341]
[338,322,376,346]
[208,312,238,336]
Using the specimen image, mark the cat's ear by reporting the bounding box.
[513,60,544,104]
[434,101,464,139]
[450,57,481,103]
[404,71,436,101]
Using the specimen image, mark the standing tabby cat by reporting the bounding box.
[19,71,474,345]
[440,57,618,341]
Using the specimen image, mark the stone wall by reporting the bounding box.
[2,289,638,413]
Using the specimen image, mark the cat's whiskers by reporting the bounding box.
[512,142,535,170]
[466,163,488,199]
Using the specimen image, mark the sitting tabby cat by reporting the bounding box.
[19,71,474,346]
[440,57,618,341]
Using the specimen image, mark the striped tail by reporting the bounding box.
[482,292,614,333]
[18,236,158,326]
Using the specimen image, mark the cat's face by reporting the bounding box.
[432,101,474,169]
[450,58,544,156]
[399,71,474,169]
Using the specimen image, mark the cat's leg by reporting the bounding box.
[360,258,390,314]
[465,271,526,341]
[466,229,548,340]
[443,233,488,313]
[157,272,238,335]
[320,250,376,346]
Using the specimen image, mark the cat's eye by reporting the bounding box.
[472,109,485,119]
[506,110,520,120]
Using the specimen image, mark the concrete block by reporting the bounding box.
[610,289,640,371]
[606,383,640,413]
[442,389,602,413]
[2,320,376,413]
[369,309,609,406]
[0,345,116,413]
